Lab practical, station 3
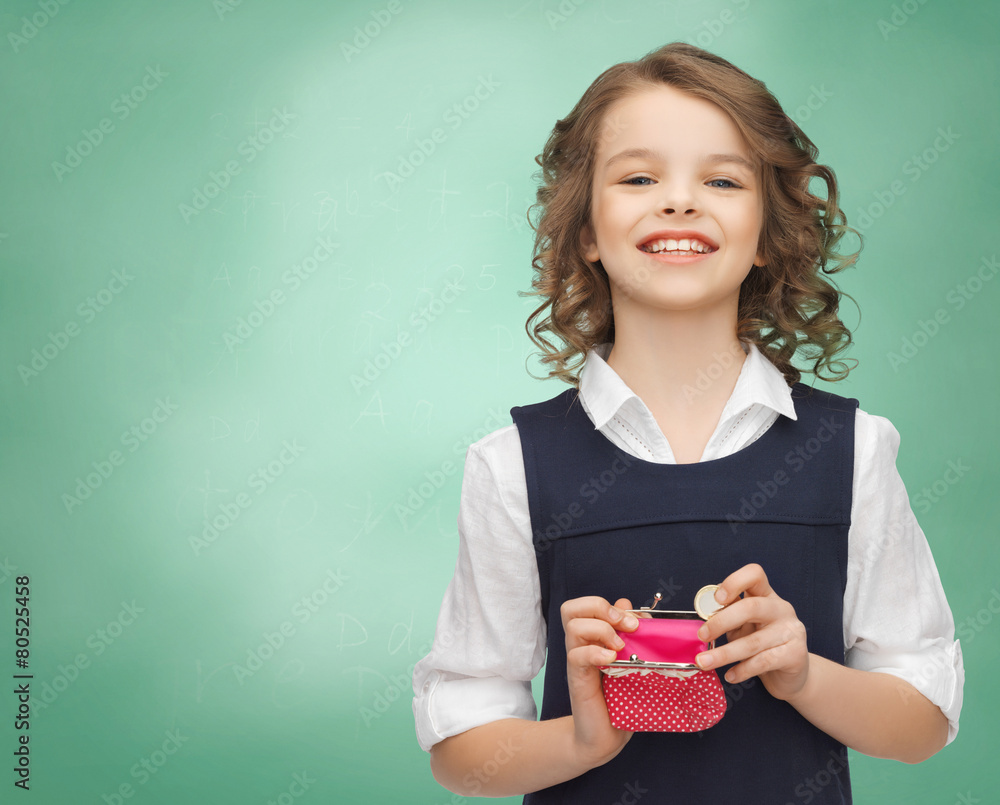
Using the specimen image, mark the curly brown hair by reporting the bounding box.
[523,42,860,387]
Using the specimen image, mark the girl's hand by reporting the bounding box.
[561,596,638,768]
[695,563,810,702]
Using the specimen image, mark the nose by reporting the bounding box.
[657,177,697,214]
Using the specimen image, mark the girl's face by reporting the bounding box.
[581,83,765,319]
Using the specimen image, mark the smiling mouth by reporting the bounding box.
[639,237,717,256]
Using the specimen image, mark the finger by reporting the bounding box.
[725,621,757,645]
[718,639,805,684]
[697,594,779,642]
[567,643,621,676]
[565,617,628,652]
[560,596,638,631]
[715,562,773,607]
[697,617,804,672]
[611,598,639,629]
[696,623,773,671]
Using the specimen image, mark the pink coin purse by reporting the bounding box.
[599,588,728,733]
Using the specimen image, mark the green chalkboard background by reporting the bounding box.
[0,1,996,802]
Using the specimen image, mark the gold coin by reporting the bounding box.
[694,584,724,620]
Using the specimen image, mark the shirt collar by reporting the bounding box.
[578,341,798,430]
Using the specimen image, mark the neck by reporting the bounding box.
[606,297,747,413]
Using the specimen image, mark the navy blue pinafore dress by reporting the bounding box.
[510,382,858,804]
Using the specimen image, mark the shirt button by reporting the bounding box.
[423,682,431,693]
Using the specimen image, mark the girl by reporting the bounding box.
[412,42,963,803]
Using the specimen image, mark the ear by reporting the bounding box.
[580,223,600,263]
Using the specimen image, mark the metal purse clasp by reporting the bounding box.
[607,591,715,671]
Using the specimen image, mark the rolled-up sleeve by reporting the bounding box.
[412,425,547,752]
[843,411,964,746]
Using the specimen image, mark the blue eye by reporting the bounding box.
[621,176,742,189]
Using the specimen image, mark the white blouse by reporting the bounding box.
[411,342,964,752]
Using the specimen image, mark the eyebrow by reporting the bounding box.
[603,147,756,174]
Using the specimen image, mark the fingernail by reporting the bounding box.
[697,626,708,641]
[608,607,622,622]
[615,635,625,649]
[604,649,619,662]
[696,652,711,669]
[623,614,638,629]
[715,588,727,604]
[725,671,735,683]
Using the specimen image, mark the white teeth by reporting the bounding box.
[641,237,713,254]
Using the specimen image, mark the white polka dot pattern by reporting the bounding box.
[602,669,727,732]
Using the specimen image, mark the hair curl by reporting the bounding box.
[523,42,861,387]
